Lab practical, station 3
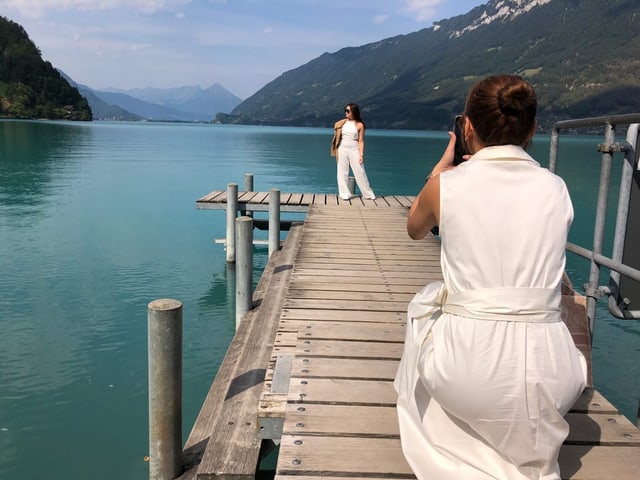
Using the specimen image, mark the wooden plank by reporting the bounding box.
[572,387,619,414]
[279,319,405,342]
[296,249,440,259]
[276,435,413,477]
[394,195,415,207]
[296,243,432,252]
[275,440,640,480]
[276,476,396,480]
[274,331,298,349]
[283,298,410,312]
[197,190,225,202]
[281,404,640,447]
[283,404,399,436]
[178,224,304,479]
[275,441,640,479]
[293,256,440,265]
[312,194,326,205]
[288,275,443,286]
[281,308,405,323]
[559,445,640,479]
[295,258,380,267]
[566,412,640,445]
[301,193,315,205]
[288,193,304,205]
[252,191,270,204]
[290,357,399,380]
[295,339,403,359]
[384,196,404,207]
[279,192,293,204]
[291,268,442,278]
[287,378,397,405]
[285,289,415,303]
[287,282,422,294]
[238,191,260,202]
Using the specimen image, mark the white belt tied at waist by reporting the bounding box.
[442,287,561,323]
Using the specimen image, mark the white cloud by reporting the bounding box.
[402,0,444,22]
[0,0,191,17]
[373,14,389,25]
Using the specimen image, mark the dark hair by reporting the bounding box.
[345,103,365,128]
[464,75,537,148]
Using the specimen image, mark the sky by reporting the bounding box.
[0,0,486,99]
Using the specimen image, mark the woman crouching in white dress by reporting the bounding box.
[395,74,587,480]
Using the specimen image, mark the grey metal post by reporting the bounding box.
[243,173,254,217]
[148,299,183,480]
[586,123,615,336]
[226,183,238,263]
[549,128,560,173]
[236,216,253,329]
[348,176,356,195]
[269,188,281,257]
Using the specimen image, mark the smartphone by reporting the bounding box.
[453,114,468,165]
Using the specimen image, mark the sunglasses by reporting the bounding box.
[345,108,351,113]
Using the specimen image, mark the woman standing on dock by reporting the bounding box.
[330,103,376,200]
[395,75,588,479]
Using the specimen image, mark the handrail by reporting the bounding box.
[549,114,640,337]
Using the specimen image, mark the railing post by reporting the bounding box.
[226,183,238,263]
[348,176,356,196]
[243,173,254,217]
[148,299,183,480]
[269,189,281,257]
[586,123,615,336]
[236,216,253,329]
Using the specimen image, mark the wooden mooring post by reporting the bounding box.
[236,215,253,328]
[221,176,285,327]
[242,173,253,217]
[225,183,238,263]
[147,299,183,480]
[269,188,280,257]
[224,180,282,261]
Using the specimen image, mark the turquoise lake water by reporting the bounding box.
[1,119,638,479]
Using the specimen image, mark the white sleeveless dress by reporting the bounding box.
[395,145,588,480]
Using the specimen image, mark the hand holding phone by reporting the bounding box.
[453,115,468,165]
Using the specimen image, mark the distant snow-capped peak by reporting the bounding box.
[434,0,552,38]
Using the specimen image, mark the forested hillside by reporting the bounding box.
[0,16,92,121]
[223,0,640,130]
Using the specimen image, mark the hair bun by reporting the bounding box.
[497,83,532,116]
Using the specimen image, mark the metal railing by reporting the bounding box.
[549,114,640,337]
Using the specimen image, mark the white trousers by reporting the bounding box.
[336,147,375,199]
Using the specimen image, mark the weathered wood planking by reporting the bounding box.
[261,204,640,480]
[186,195,639,480]
[177,224,304,480]
[196,190,417,212]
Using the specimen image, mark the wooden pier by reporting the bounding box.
[196,189,417,211]
[179,191,640,480]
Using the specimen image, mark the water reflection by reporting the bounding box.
[0,120,93,220]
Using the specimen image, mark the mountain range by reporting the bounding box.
[69,79,242,122]
[221,0,640,130]
[4,0,640,127]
